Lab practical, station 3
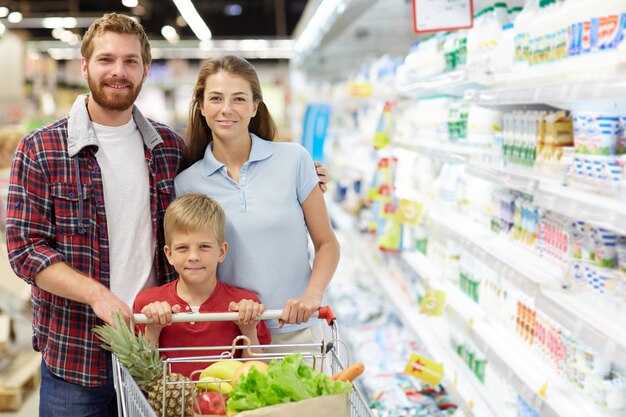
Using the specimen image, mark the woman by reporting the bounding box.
[174,55,340,346]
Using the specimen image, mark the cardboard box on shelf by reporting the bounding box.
[0,350,41,411]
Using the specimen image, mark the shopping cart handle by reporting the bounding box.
[133,306,337,325]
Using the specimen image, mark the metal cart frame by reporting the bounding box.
[111,307,374,417]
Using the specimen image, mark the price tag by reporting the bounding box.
[538,382,548,400]
[412,0,474,33]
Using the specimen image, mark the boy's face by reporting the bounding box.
[164,228,227,285]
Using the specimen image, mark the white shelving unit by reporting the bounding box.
[463,76,626,109]
[296,2,626,416]
[425,207,626,371]
[400,250,612,417]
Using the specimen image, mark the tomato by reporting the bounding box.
[193,391,226,415]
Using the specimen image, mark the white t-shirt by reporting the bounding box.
[93,119,156,308]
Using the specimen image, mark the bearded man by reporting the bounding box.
[5,13,184,416]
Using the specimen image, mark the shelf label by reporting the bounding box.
[405,352,444,386]
[538,382,548,400]
[412,0,474,34]
[419,289,447,316]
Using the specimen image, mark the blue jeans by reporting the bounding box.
[39,357,118,417]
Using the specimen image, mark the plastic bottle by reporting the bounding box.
[494,2,511,26]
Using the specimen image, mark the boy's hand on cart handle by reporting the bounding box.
[228,300,265,325]
[133,306,333,323]
[140,302,181,327]
[329,362,365,382]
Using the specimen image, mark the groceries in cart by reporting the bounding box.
[94,312,197,417]
[95,309,372,417]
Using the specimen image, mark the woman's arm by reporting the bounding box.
[280,185,340,326]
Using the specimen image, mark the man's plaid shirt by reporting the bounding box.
[5,95,184,386]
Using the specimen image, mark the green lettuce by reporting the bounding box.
[226,354,352,413]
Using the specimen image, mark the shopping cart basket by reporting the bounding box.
[111,306,374,417]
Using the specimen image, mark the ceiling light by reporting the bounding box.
[0,7,9,18]
[199,39,213,50]
[172,0,212,40]
[42,17,77,29]
[294,0,348,55]
[60,30,74,43]
[161,25,180,43]
[122,0,139,7]
[51,27,64,39]
[224,4,242,16]
[7,11,23,23]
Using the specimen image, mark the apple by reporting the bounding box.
[231,360,269,387]
[194,391,226,415]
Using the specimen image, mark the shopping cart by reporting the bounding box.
[111,306,375,417]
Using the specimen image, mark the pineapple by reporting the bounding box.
[93,312,195,417]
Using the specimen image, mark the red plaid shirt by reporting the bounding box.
[5,95,184,387]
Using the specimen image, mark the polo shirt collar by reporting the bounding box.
[201,133,273,176]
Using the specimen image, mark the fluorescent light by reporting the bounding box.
[224,4,243,16]
[7,11,22,23]
[161,25,180,43]
[294,0,342,53]
[172,0,212,40]
[42,17,77,29]
[51,27,64,39]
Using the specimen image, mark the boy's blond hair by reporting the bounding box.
[81,12,151,68]
[164,193,226,245]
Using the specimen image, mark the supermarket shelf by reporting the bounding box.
[534,183,626,236]
[536,289,626,371]
[466,162,626,235]
[356,239,502,417]
[395,139,494,163]
[427,208,556,295]
[400,249,617,417]
[445,288,611,417]
[464,162,547,195]
[427,208,626,371]
[464,76,626,108]
[328,199,501,417]
[396,69,490,98]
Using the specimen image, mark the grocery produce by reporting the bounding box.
[329,362,365,382]
[200,360,244,382]
[230,360,268,387]
[194,391,227,415]
[93,312,195,417]
[227,353,352,414]
[197,375,233,394]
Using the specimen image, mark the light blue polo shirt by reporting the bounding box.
[174,134,319,333]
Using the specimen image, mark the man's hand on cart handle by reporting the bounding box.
[133,306,336,325]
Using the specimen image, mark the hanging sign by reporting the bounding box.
[412,0,473,34]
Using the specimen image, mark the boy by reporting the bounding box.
[133,193,271,377]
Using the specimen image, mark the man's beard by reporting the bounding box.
[87,74,144,112]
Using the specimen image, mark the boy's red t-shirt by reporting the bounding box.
[133,279,272,377]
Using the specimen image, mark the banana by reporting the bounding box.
[196,375,233,394]
[201,360,244,381]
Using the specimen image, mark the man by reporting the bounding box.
[5,13,182,416]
